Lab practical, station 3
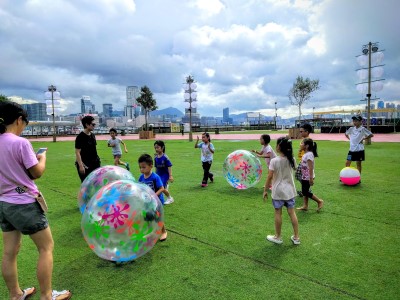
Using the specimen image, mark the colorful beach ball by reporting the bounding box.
[339,167,360,186]
[223,150,263,189]
[81,180,164,263]
[78,165,135,214]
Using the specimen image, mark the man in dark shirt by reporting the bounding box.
[75,115,100,182]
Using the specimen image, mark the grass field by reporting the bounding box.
[1,136,399,300]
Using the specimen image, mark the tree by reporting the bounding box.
[288,76,320,121]
[136,85,158,131]
[0,94,8,102]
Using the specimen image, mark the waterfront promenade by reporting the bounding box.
[28,132,400,143]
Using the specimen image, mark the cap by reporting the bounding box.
[352,114,363,121]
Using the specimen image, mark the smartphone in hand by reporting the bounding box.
[36,147,48,155]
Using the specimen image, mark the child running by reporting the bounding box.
[296,138,324,212]
[138,154,167,241]
[263,137,300,245]
[107,128,130,171]
[154,140,174,205]
[194,132,215,187]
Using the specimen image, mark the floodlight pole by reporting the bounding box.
[48,85,57,142]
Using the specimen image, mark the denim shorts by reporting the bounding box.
[272,198,296,209]
[0,201,48,235]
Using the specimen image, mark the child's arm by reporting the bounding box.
[168,166,174,183]
[120,140,128,153]
[208,143,214,154]
[263,169,273,201]
[195,136,200,148]
[251,150,262,155]
[307,159,314,186]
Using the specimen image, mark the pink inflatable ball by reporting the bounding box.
[339,167,360,186]
[78,165,135,214]
[81,180,164,263]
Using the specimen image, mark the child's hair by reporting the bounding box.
[303,138,318,158]
[276,137,295,169]
[154,140,165,152]
[260,134,271,145]
[300,123,313,133]
[0,100,29,134]
[203,132,211,142]
[109,128,117,134]
[138,154,153,166]
[81,115,94,128]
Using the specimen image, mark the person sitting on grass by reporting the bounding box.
[107,128,130,171]
[138,154,168,241]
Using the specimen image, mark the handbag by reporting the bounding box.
[295,164,302,181]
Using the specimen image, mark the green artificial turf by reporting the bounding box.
[1,136,399,299]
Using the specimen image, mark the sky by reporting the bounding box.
[1,0,399,118]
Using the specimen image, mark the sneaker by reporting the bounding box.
[291,236,301,245]
[125,163,130,171]
[164,197,174,205]
[266,235,283,244]
[201,183,208,187]
[52,290,72,300]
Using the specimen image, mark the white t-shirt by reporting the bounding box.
[261,144,276,167]
[198,142,215,162]
[268,156,296,201]
[345,126,372,152]
[108,138,123,155]
[300,152,315,180]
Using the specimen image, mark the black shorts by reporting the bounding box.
[347,150,365,161]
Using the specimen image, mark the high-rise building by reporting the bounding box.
[126,86,141,119]
[21,103,47,121]
[103,103,113,117]
[377,100,384,109]
[81,96,95,114]
[222,107,233,124]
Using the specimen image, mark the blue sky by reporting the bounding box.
[0,0,399,118]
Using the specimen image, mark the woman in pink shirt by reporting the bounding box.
[0,101,71,300]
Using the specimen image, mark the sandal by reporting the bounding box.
[296,207,308,211]
[19,287,36,300]
[52,290,72,300]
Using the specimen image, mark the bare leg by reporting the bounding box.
[311,195,324,211]
[30,227,54,300]
[297,196,309,211]
[345,160,351,167]
[2,230,24,300]
[356,161,362,174]
[274,208,282,239]
[287,208,299,239]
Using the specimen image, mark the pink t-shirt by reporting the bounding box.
[0,133,39,204]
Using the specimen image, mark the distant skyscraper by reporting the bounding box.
[222,107,233,124]
[81,96,95,114]
[126,86,141,118]
[21,103,47,121]
[377,100,384,109]
[103,103,113,117]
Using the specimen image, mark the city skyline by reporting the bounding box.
[1,0,399,118]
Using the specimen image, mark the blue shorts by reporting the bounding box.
[0,201,48,235]
[272,198,296,209]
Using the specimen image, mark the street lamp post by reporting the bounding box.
[184,75,197,142]
[48,85,57,142]
[274,101,277,130]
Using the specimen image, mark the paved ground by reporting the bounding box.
[28,132,400,143]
